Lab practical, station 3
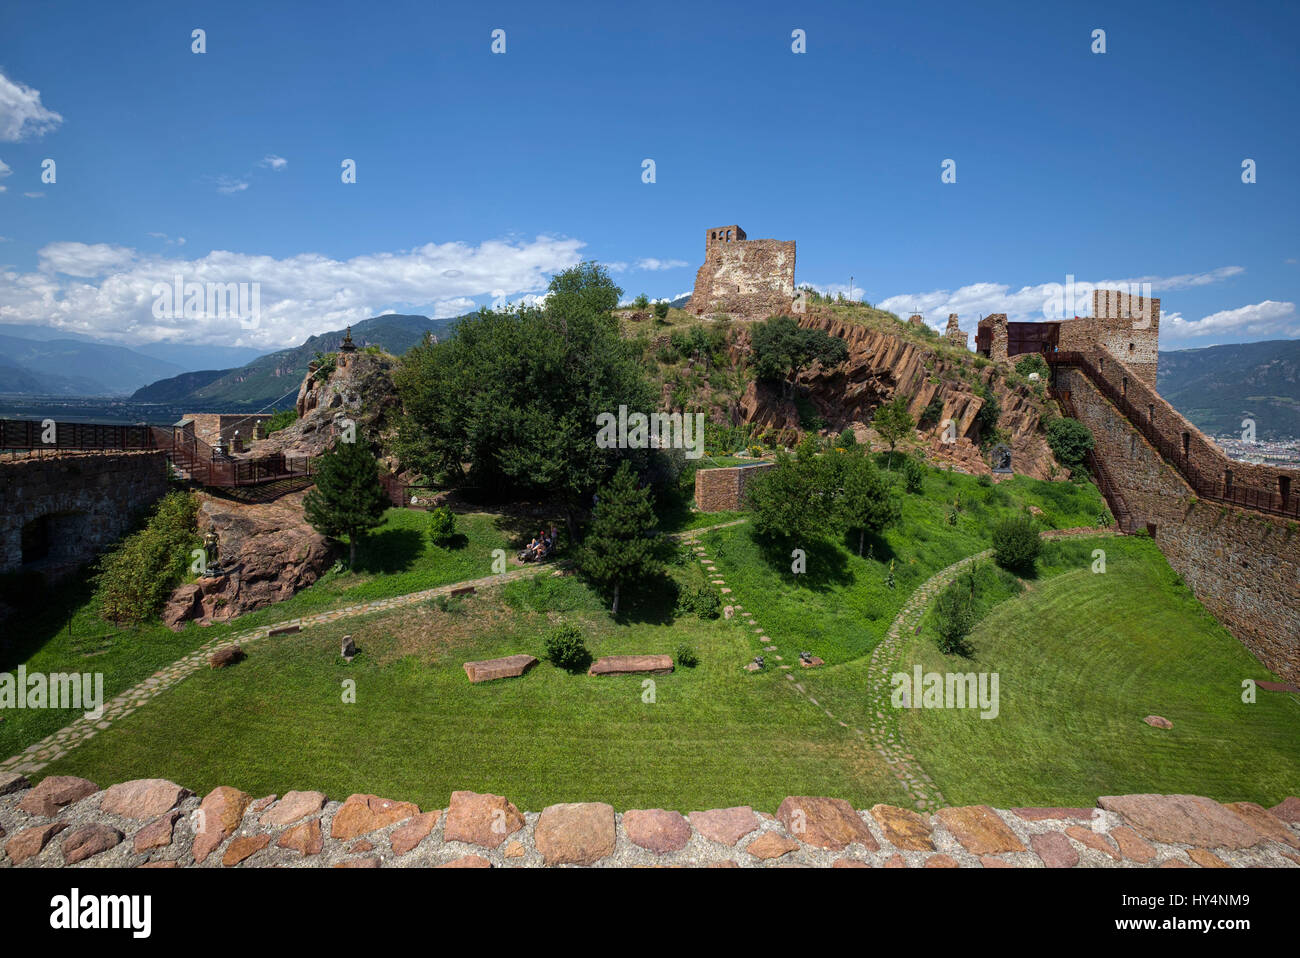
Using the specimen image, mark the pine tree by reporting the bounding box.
[303,440,389,567]
[578,461,661,614]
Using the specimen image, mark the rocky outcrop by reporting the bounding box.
[3,776,1297,868]
[252,350,400,461]
[732,310,1059,478]
[161,490,333,629]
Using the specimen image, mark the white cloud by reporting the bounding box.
[877,267,1247,332]
[0,158,10,178]
[1164,301,1298,339]
[0,235,586,348]
[634,257,688,271]
[260,155,287,171]
[215,176,249,194]
[23,191,42,198]
[0,70,63,142]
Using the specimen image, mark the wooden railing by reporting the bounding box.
[1046,353,1300,520]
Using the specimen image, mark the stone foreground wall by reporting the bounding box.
[1059,366,1300,682]
[2,774,1296,868]
[695,462,775,512]
[0,451,169,575]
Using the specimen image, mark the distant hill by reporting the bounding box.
[0,334,186,396]
[1158,340,1300,439]
[151,313,464,409]
[130,368,235,403]
[132,342,268,371]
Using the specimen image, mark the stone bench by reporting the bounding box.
[587,655,674,677]
[463,654,538,683]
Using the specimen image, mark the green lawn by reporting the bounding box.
[0,508,523,758]
[36,570,911,812]
[894,538,1300,806]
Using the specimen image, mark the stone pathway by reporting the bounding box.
[2,518,755,779]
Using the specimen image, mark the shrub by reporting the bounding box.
[544,623,591,673]
[675,584,721,619]
[261,409,298,437]
[633,293,650,310]
[1046,417,1095,470]
[902,455,925,494]
[675,644,699,668]
[94,491,199,624]
[933,578,975,655]
[991,514,1041,573]
[837,427,857,448]
[653,301,670,320]
[919,396,944,427]
[1015,354,1049,378]
[427,505,456,546]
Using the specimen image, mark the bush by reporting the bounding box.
[675,584,721,619]
[261,409,298,437]
[933,578,975,655]
[544,623,591,673]
[837,427,856,448]
[1015,354,1049,378]
[1046,417,1095,470]
[676,644,699,668]
[653,301,670,320]
[633,293,650,310]
[991,514,1041,573]
[427,505,456,546]
[94,491,200,624]
[902,455,925,494]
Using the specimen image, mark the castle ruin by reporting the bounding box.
[686,225,796,320]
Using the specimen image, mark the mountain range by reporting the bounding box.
[1157,340,1300,440]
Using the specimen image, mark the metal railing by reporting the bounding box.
[1047,353,1300,520]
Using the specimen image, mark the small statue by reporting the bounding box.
[202,530,220,575]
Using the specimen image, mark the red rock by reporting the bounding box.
[1011,807,1095,822]
[438,854,492,868]
[799,656,825,668]
[623,809,691,854]
[1280,850,1300,866]
[1143,715,1173,729]
[883,854,909,868]
[1257,680,1300,693]
[1187,848,1228,868]
[100,779,190,820]
[162,584,203,630]
[277,818,324,856]
[980,855,1013,868]
[139,860,179,868]
[208,646,245,669]
[463,654,538,683]
[587,654,674,676]
[870,804,933,851]
[1065,825,1120,860]
[924,854,960,868]
[1111,825,1157,863]
[62,824,123,864]
[222,833,270,866]
[1270,797,1300,823]
[18,775,98,817]
[0,771,31,796]
[708,860,739,867]
[133,811,181,853]
[443,791,523,849]
[535,802,616,865]
[330,793,419,840]
[1030,832,1078,868]
[250,795,277,814]
[192,786,253,864]
[1158,858,1190,868]
[390,811,441,855]
[833,857,870,867]
[260,790,326,826]
[777,796,878,851]
[335,856,381,868]
[689,806,760,846]
[1225,802,1300,848]
[504,840,525,859]
[6,822,69,865]
[934,805,1026,855]
[746,831,799,860]
[1097,794,1260,849]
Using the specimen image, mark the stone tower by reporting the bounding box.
[686,225,796,320]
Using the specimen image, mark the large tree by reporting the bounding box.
[745,449,838,544]
[578,461,661,614]
[394,263,655,534]
[834,447,901,555]
[303,440,389,567]
[750,316,848,397]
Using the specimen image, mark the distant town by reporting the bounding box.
[1212,435,1300,469]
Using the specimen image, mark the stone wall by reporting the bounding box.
[183,414,274,451]
[2,773,1296,868]
[944,313,968,349]
[1054,291,1161,389]
[686,224,795,320]
[1058,365,1300,681]
[0,451,169,578]
[695,462,775,512]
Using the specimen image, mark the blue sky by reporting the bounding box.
[0,0,1296,351]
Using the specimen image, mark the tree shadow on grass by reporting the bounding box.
[842,529,897,566]
[353,527,425,574]
[755,534,854,593]
[610,571,679,626]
